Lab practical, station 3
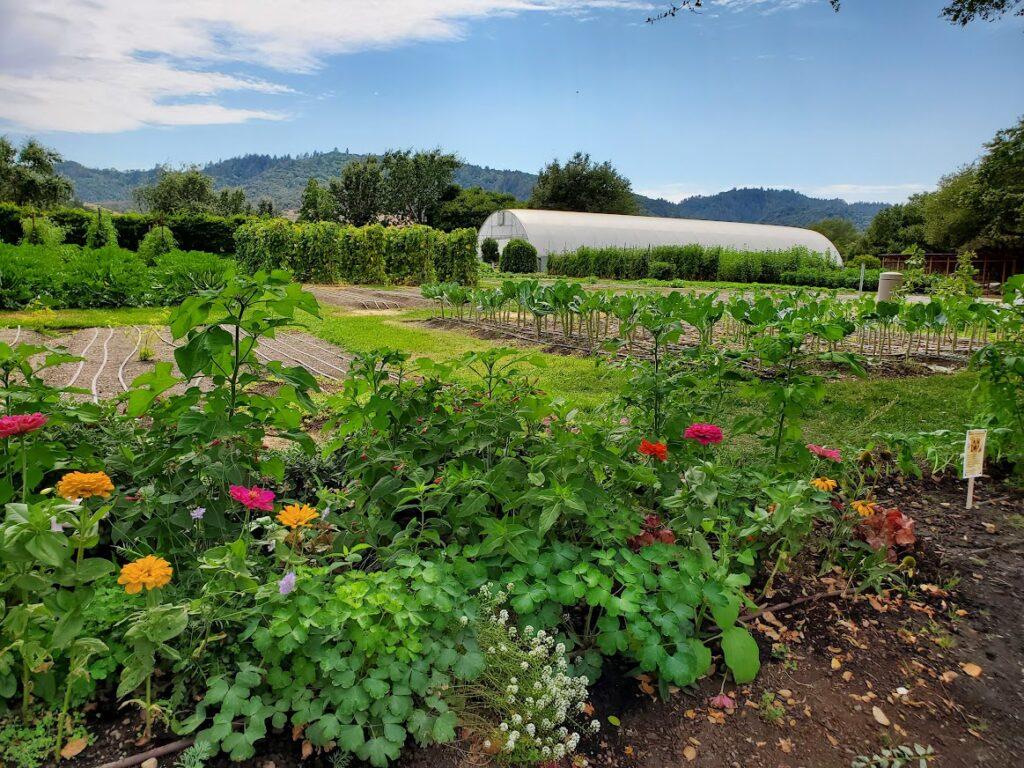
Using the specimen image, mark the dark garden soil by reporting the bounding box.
[62,471,1024,768]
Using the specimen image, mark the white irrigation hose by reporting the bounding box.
[260,334,348,376]
[285,333,354,368]
[242,331,338,381]
[65,328,101,389]
[11,325,21,344]
[90,328,115,403]
[118,326,143,392]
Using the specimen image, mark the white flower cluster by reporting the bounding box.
[472,584,595,762]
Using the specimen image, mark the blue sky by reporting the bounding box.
[0,0,1021,203]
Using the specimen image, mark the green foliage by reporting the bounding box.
[499,239,538,274]
[0,711,89,768]
[807,217,861,256]
[137,225,178,262]
[298,178,335,223]
[381,149,462,224]
[150,251,233,304]
[19,216,64,247]
[528,152,639,215]
[861,199,929,255]
[647,260,675,280]
[434,228,478,286]
[851,743,935,768]
[480,237,500,265]
[847,254,882,269]
[430,186,517,231]
[234,219,475,285]
[0,138,73,209]
[133,167,220,215]
[548,244,833,286]
[59,247,149,308]
[329,158,385,226]
[0,203,21,243]
[84,208,118,249]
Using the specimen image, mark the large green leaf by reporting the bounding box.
[721,626,760,684]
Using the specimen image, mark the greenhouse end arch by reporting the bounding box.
[477,209,843,271]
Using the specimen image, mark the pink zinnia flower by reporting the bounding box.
[229,485,275,511]
[0,413,47,439]
[806,443,842,463]
[683,423,724,446]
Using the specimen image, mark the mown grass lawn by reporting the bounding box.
[0,306,170,330]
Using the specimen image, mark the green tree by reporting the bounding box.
[329,158,385,226]
[381,149,461,224]
[860,199,930,255]
[133,168,217,215]
[919,167,985,251]
[528,152,639,215]
[806,217,860,257]
[941,0,1023,24]
[0,137,73,209]
[256,198,275,217]
[969,115,1024,248]
[298,178,335,222]
[212,187,251,216]
[430,186,517,231]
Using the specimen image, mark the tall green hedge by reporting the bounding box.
[0,203,246,254]
[499,239,538,274]
[234,220,476,285]
[547,244,835,286]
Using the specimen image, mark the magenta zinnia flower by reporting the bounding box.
[807,443,842,463]
[684,423,723,446]
[0,413,48,439]
[229,485,275,511]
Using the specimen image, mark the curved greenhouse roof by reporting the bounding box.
[478,209,842,270]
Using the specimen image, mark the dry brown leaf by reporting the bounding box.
[842,670,854,682]
[60,737,88,759]
[961,662,983,678]
[826,733,839,747]
[301,740,314,760]
[624,745,634,757]
[830,657,842,670]
[872,706,891,726]
[940,670,959,683]
[684,709,696,719]
[683,745,698,761]
[778,738,793,754]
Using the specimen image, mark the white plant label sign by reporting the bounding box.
[962,429,987,479]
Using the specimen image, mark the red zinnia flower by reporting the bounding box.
[806,443,842,463]
[229,484,275,511]
[683,422,723,446]
[638,439,668,461]
[0,412,47,439]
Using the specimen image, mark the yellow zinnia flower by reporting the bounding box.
[117,555,173,594]
[852,499,877,517]
[56,471,114,500]
[810,477,838,493]
[277,503,319,530]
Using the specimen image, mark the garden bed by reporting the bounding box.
[55,472,1023,768]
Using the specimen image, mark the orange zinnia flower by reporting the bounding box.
[810,477,838,493]
[56,471,114,500]
[638,439,668,462]
[117,555,173,594]
[852,499,878,518]
[277,503,319,529]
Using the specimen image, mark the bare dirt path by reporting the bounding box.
[0,326,352,400]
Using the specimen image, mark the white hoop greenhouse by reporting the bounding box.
[477,209,842,271]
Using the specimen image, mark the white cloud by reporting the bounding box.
[636,182,711,202]
[0,0,654,133]
[0,0,817,134]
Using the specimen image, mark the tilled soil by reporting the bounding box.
[305,284,429,311]
[0,326,353,400]
[61,473,1023,768]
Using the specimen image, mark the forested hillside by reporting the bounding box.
[57,151,886,227]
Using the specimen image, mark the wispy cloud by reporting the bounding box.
[0,0,654,133]
[0,0,817,134]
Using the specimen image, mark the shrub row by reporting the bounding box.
[0,242,233,310]
[0,203,247,254]
[779,267,882,291]
[234,220,478,285]
[546,244,837,285]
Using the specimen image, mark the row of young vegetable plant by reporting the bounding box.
[421,280,1019,362]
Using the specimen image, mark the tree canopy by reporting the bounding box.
[806,218,860,257]
[429,186,518,231]
[528,152,639,215]
[0,137,73,209]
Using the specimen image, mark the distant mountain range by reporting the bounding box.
[56,150,887,229]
